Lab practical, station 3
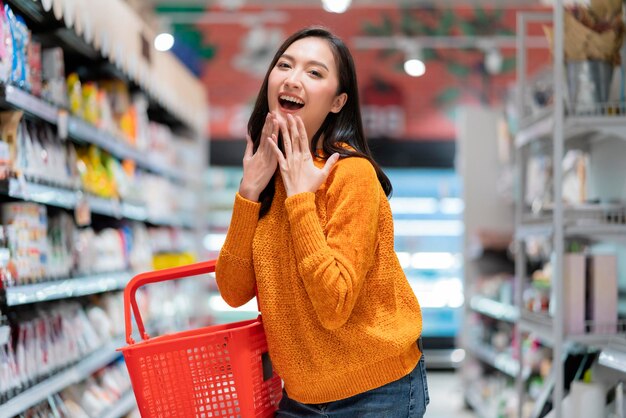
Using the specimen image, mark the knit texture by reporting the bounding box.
[215,156,423,404]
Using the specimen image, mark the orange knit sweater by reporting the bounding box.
[215,155,423,404]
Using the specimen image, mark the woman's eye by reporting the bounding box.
[310,70,322,78]
[277,62,290,69]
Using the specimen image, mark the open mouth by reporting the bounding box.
[279,94,305,111]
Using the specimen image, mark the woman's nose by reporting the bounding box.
[283,71,301,89]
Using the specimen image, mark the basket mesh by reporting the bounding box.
[123,320,280,418]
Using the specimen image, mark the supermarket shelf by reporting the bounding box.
[566,223,626,239]
[470,295,519,323]
[99,391,137,418]
[516,108,626,148]
[519,310,554,345]
[520,311,626,354]
[0,339,124,418]
[1,84,58,124]
[598,339,626,374]
[0,84,185,184]
[148,213,195,229]
[5,271,133,306]
[464,388,491,418]
[516,220,626,241]
[468,342,521,378]
[0,178,195,228]
[2,177,78,209]
[515,221,553,240]
[67,116,185,183]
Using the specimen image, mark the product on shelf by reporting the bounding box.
[41,46,67,107]
[5,5,29,90]
[0,109,22,175]
[6,343,135,418]
[1,302,102,400]
[27,40,41,97]
[0,2,13,83]
[2,202,48,284]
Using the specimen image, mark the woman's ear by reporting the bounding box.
[330,93,348,113]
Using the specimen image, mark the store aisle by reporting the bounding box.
[425,371,476,418]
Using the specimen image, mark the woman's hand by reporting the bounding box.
[269,114,339,197]
[239,113,280,202]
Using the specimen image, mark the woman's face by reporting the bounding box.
[267,37,347,142]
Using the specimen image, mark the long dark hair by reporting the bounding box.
[248,26,392,218]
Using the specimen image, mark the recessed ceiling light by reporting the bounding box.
[322,0,352,13]
[154,32,174,52]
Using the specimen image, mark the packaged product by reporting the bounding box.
[0,2,13,82]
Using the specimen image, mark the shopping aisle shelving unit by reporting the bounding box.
[514,3,626,417]
[4,271,132,306]
[0,0,208,416]
[0,338,125,418]
[458,105,517,417]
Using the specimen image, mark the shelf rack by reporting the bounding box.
[470,295,519,323]
[99,391,137,418]
[467,342,526,379]
[0,177,196,228]
[0,85,189,185]
[0,338,125,418]
[513,5,626,417]
[0,1,209,416]
[4,271,133,306]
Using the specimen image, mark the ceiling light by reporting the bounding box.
[402,41,426,77]
[484,48,503,75]
[154,32,174,52]
[404,59,426,77]
[322,0,352,13]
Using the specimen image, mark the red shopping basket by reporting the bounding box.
[117,259,282,418]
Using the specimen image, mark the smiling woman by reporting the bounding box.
[268,37,347,149]
[215,26,430,418]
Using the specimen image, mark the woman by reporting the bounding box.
[216,26,428,417]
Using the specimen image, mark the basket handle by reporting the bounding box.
[124,259,217,345]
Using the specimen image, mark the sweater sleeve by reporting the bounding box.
[215,193,260,307]
[285,157,380,330]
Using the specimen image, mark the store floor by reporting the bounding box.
[425,371,475,418]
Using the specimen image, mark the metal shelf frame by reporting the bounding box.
[514,5,626,409]
[516,109,626,149]
[514,8,567,418]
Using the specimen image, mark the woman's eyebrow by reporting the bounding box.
[281,54,329,72]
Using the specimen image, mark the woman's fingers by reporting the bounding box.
[272,114,279,138]
[244,134,253,159]
[261,113,272,137]
[267,134,286,167]
[295,116,308,155]
[258,113,274,155]
[321,153,340,177]
[287,114,301,154]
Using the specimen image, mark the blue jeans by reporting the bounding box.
[276,356,429,418]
